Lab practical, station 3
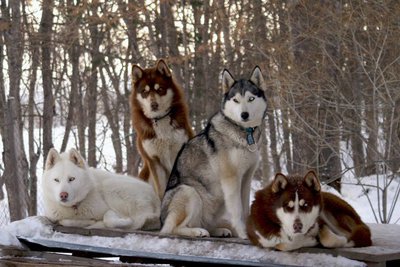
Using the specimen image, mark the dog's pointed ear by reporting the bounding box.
[304,170,321,192]
[69,148,86,169]
[221,69,235,94]
[156,59,172,77]
[45,148,60,170]
[250,66,266,92]
[271,173,288,193]
[132,65,143,83]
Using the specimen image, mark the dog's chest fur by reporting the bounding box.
[212,146,259,179]
[209,113,261,175]
[142,118,188,168]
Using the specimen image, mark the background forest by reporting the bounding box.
[0,0,399,224]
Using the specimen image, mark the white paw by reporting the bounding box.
[192,228,210,237]
[275,240,305,251]
[212,228,232,237]
[275,242,293,251]
[235,228,248,239]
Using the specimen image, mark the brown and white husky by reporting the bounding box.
[130,59,194,200]
[247,171,372,251]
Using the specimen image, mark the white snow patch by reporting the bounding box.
[1,216,366,267]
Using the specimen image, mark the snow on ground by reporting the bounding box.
[339,174,400,224]
[1,216,366,267]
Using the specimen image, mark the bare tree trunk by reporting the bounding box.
[287,2,316,174]
[260,122,271,183]
[282,108,293,173]
[4,98,29,221]
[159,0,182,83]
[123,58,140,175]
[216,1,234,67]
[342,55,365,177]
[24,3,41,215]
[191,1,210,131]
[77,82,86,158]
[267,109,280,174]
[86,4,104,167]
[385,98,400,173]
[0,8,6,199]
[316,1,342,192]
[40,0,54,161]
[100,68,123,173]
[1,0,30,220]
[365,86,379,175]
[118,1,142,175]
[60,0,81,153]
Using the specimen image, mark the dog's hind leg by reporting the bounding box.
[220,176,247,239]
[103,210,137,229]
[319,224,352,248]
[142,214,161,231]
[161,185,208,237]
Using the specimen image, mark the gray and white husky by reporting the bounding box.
[160,67,267,238]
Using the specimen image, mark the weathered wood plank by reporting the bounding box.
[53,223,400,266]
[17,237,281,267]
[53,225,250,245]
[0,248,129,267]
[298,223,400,264]
[6,223,399,266]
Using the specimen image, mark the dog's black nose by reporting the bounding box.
[151,102,159,111]
[241,112,249,120]
[293,219,303,233]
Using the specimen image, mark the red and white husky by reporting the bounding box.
[131,59,194,199]
[247,171,372,251]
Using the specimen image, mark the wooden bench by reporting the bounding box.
[300,223,400,267]
[1,223,399,266]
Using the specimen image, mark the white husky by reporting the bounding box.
[42,148,161,230]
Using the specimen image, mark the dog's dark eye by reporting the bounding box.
[68,177,75,182]
[284,206,294,212]
[54,178,60,183]
[283,202,294,212]
[233,99,239,103]
[300,202,311,212]
[248,97,255,102]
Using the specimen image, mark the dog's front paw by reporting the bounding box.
[193,228,210,238]
[234,227,248,239]
[275,242,294,251]
[211,228,232,238]
[174,227,210,237]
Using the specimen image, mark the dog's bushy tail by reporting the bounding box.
[351,224,372,247]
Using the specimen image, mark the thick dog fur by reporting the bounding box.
[42,148,161,230]
[131,59,194,200]
[160,67,268,238]
[247,171,372,251]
